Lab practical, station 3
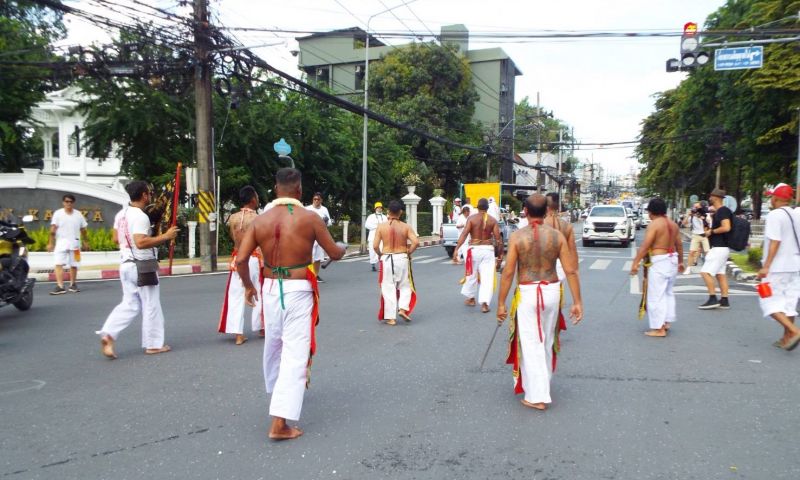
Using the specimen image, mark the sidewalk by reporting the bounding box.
[678,228,757,284]
[30,236,444,282]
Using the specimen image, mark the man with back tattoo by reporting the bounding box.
[497,194,583,411]
[453,198,504,313]
[373,200,420,325]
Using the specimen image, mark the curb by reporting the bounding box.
[31,264,202,282]
[726,260,758,284]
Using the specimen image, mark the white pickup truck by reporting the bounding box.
[440,210,517,257]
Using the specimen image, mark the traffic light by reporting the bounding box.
[679,22,710,69]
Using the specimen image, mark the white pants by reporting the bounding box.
[457,234,471,261]
[368,231,382,265]
[96,262,165,349]
[517,282,560,405]
[54,249,80,268]
[701,247,730,276]
[461,245,495,305]
[312,242,326,263]
[647,254,677,329]
[759,271,800,318]
[221,256,262,334]
[380,254,412,320]
[556,259,566,282]
[262,279,314,422]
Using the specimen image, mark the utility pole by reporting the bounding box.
[557,129,563,212]
[796,108,800,204]
[194,0,217,271]
[536,92,542,190]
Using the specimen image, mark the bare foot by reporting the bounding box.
[100,335,117,359]
[664,322,671,331]
[481,303,490,313]
[398,310,411,322]
[145,345,172,355]
[385,318,396,326]
[644,329,667,337]
[521,399,547,410]
[464,298,476,306]
[235,334,247,345]
[269,425,304,441]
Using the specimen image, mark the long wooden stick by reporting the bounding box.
[168,162,182,275]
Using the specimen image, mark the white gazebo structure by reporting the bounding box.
[22,86,126,190]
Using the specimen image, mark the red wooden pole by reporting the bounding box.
[168,162,182,275]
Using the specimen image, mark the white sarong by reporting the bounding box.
[517,281,561,405]
[220,256,262,334]
[379,253,412,320]
[646,253,678,329]
[461,245,496,305]
[262,278,314,422]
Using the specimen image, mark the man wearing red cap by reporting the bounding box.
[757,183,800,351]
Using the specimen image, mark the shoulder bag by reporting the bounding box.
[123,212,160,287]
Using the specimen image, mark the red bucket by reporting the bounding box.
[757,282,772,299]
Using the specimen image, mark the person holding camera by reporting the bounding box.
[306,192,332,282]
[685,202,711,274]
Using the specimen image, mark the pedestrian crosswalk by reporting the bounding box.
[338,254,651,272]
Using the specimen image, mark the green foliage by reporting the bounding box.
[0,2,65,172]
[417,212,433,237]
[85,227,117,251]
[637,0,800,217]
[501,193,521,214]
[747,246,763,267]
[26,226,49,252]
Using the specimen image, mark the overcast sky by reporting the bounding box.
[62,0,726,176]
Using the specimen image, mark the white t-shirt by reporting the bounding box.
[365,212,387,233]
[306,204,332,226]
[690,216,706,235]
[117,207,157,261]
[51,208,88,251]
[763,207,800,273]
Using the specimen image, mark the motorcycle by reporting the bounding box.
[0,215,36,311]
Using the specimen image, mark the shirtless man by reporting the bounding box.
[236,168,346,441]
[497,194,583,411]
[630,198,684,337]
[545,192,579,282]
[373,200,420,325]
[453,198,503,313]
[218,186,262,345]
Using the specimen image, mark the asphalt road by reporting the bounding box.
[1,232,798,480]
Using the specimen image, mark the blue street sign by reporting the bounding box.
[714,46,763,71]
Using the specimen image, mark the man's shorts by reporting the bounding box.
[700,247,729,276]
[689,234,710,253]
[54,250,80,268]
[759,272,800,318]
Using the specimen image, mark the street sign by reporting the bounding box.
[714,46,763,71]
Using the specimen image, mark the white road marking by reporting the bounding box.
[0,380,46,396]
[622,260,632,271]
[590,259,611,270]
[416,257,443,264]
[630,275,640,294]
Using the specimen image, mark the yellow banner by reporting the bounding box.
[463,183,501,206]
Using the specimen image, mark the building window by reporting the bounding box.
[316,67,329,87]
[68,126,80,157]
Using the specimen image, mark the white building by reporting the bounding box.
[513,151,561,192]
[22,86,126,190]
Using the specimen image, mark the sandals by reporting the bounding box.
[145,345,172,355]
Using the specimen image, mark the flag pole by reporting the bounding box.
[168,162,182,275]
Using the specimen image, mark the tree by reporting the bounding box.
[368,42,483,195]
[0,1,65,172]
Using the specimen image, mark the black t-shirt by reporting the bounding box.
[710,205,732,248]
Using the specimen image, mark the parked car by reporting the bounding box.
[582,205,634,247]
[441,209,517,257]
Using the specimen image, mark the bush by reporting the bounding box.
[26,227,50,252]
[417,212,433,236]
[747,247,762,268]
[26,226,118,252]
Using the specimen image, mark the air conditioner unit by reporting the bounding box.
[316,68,326,76]
[500,83,508,93]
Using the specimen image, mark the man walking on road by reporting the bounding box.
[698,188,733,310]
[365,202,387,272]
[757,183,800,351]
[96,181,179,359]
[373,200,420,325]
[497,194,582,411]
[630,198,684,337]
[236,168,346,440]
[453,205,471,264]
[306,192,332,282]
[218,186,262,345]
[453,198,503,313]
[47,194,89,294]
[684,201,710,274]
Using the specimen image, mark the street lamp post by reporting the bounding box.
[360,0,418,253]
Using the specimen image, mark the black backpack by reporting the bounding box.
[728,215,751,251]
